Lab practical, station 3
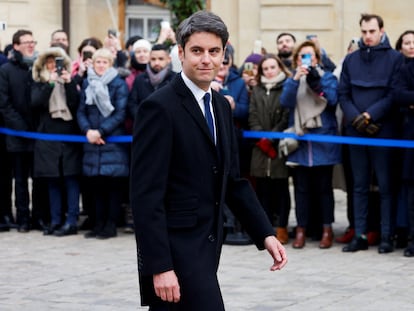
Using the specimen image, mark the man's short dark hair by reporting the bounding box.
[359,13,384,29]
[12,29,33,45]
[276,32,296,43]
[151,43,169,52]
[176,10,229,49]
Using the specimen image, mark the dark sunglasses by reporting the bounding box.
[222,60,229,65]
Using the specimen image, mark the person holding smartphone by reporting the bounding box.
[71,37,103,89]
[30,46,81,236]
[280,40,341,249]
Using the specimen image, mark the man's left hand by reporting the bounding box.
[264,235,288,271]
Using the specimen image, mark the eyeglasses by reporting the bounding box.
[20,41,37,46]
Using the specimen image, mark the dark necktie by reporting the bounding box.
[203,93,214,139]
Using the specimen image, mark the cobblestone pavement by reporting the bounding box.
[1,190,413,310]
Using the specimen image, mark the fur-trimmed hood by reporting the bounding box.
[32,47,71,82]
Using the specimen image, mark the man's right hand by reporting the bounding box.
[153,270,181,303]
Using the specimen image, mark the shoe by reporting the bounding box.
[378,236,394,254]
[96,231,117,240]
[367,231,380,246]
[394,227,408,249]
[276,227,289,245]
[0,223,10,232]
[43,224,61,235]
[403,244,414,257]
[335,227,355,244]
[292,227,306,249]
[84,230,97,238]
[95,222,117,239]
[2,215,17,229]
[31,219,48,231]
[224,231,252,245]
[342,236,368,252]
[53,224,78,237]
[319,226,333,249]
[123,225,134,234]
[17,223,30,233]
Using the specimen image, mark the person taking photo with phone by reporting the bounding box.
[280,40,341,249]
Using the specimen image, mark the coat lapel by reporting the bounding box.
[174,75,216,147]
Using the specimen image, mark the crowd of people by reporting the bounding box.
[0,12,413,258]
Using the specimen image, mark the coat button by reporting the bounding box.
[212,166,218,174]
[208,234,215,242]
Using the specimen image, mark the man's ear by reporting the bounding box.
[178,45,184,62]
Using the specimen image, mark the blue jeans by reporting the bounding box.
[348,145,394,237]
[48,176,80,226]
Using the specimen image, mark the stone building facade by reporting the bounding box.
[0,0,412,65]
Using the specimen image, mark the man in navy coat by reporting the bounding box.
[130,11,287,311]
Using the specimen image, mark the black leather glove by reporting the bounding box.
[352,114,381,136]
[352,114,369,133]
[306,66,322,93]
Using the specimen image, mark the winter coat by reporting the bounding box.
[249,79,289,178]
[338,34,404,138]
[221,68,249,124]
[77,72,129,177]
[30,47,82,178]
[280,70,341,167]
[393,58,414,180]
[0,50,38,152]
[128,69,176,119]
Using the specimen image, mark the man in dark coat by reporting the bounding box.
[0,29,48,232]
[128,43,176,120]
[130,11,287,311]
[339,14,404,254]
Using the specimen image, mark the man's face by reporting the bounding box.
[179,32,224,91]
[360,18,383,47]
[150,50,171,73]
[13,34,36,57]
[51,31,69,50]
[277,35,295,58]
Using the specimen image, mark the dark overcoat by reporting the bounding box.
[130,75,274,310]
[31,80,81,177]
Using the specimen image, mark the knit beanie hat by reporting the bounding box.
[133,39,152,52]
[244,53,262,65]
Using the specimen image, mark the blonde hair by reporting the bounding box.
[92,48,114,66]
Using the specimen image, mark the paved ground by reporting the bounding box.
[1,189,413,310]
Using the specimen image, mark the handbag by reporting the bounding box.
[278,127,299,157]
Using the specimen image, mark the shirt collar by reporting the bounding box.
[181,72,211,103]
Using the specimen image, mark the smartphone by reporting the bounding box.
[160,21,170,29]
[301,53,312,68]
[55,57,64,76]
[243,62,254,76]
[82,51,93,61]
[306,34,317,41]
[108,29,117,37]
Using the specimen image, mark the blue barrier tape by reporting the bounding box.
[243,131,414,148]
[1,127,413,148]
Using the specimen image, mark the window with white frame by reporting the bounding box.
[126,1,171,42]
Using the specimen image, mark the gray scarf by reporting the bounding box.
[294,67,327,135]
[85,67,118,117]
[146,64,170,88]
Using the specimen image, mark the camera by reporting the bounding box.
[55,57,64,76]
[82,51,93,61]
[301,53,312,68]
